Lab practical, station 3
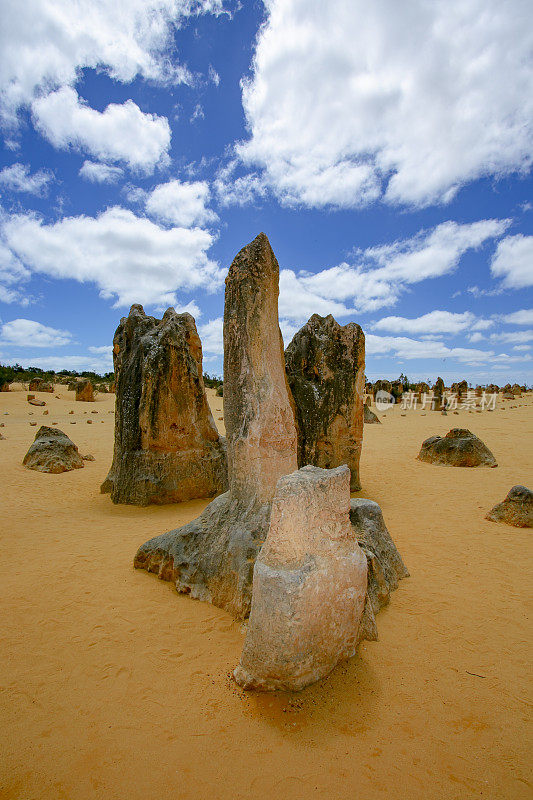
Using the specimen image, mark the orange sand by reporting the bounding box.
[1,385,532,799]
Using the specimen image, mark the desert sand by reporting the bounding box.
[1,385,531,799]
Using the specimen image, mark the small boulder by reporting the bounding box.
[364,404,381,424]
[418,429,497,468]
[28,397,46,407]
[486,486,532,528]
[22,426,84,473]
[83,454,96,461]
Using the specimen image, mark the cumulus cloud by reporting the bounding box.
[491,235,533,289]
[0,162,52,195]
[373,310,493,335]
[490,329,533,344]
[79,161,124,184]
[0,318,72,347]
[237,0,533,209]
[502,309,533,326]
[279,219,509,320]
[198,316,223,355]
[0,237,31,304]
[32,88,171,173]
[4,353,114,373]
[366,334,530,366]
[2,206,223,308]
[0,0,227,122]
[145,179,218,227]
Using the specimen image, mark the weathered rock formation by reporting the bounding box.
[349,499,409,613]
[101,305,227,505]
[364,404,381,424]
[27,396,46,407]
[234,465,368,691]
[134,233,299,618]
[29,378,53,392]
[75,380,95,402]
[486,486,532,528]
[22,426,84,473]
[433,377,445,410]
[418,429,497,467]
[285,314,364,492]
[451,380,468,399]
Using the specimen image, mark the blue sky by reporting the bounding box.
[0,0,532,383]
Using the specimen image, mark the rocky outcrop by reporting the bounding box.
[29,378,53,393]
[418,429,497,467]
[101,305,227,505]
[364,404,381,424]
[22,426,84,473]
[27,396,46,407]
[285,314,365,492]
[234,465,368,691]
[75,380,95,402]
[433,377,445,411]
[134,233,298,618]
[486,486,532,528]
[349,499,409,612]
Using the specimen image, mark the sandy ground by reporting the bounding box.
[0,384,532,800]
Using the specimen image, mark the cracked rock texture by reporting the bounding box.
[285,314,365,491]
[486,485,532,528]
[101,305,227,505]
[418,429,497,468]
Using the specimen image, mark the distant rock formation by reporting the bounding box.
[349,499,409,613]
[364,404,381,424]
[22,426,84,473]
[433,377,445,411]
[234,465,368,691]
[418,429,497,467]
[486,486,532,528]
[101,305,227,505]
[134,233,299,618]
[29,378,53,393]
[75,380,95,402]
[285,314,365,492]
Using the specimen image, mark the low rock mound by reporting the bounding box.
[349,499,409,613]
[22,426,84,473]
[364,404,381,424]
[486,486,532,528]
[234,465,368,692]
[418,429,497,467]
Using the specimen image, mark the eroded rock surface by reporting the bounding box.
[486,485,532,528]
[418,429,497,467]
[285,314,365,492]
[364,404,381,424]
[102,305,227,505]
[22,426,84,473]
[234,465,368,691]
[349,499,409,613]
[75,380,95,402]
[134,233,298,618]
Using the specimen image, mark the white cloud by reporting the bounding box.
[214,161,268,207]
[513,344,531,351]
[208,65,220,87]
[0,237,31,304]
[32,88,171,173]
[2,206,223,308]
[373,310,493,336]
[79,161,124,184]
[0,0,226,122]
[0,162,52,195]
[198,316,223,354]
[145,179,218,227]
[490,330,533,344]
[502,309,533,326]
[279,219,509,320]
[238,0,533,209]
[0,318,72,347]
[88,345,113,355]
[366,333,531,366]
[491,235,533,289]
[3,353,113,373]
